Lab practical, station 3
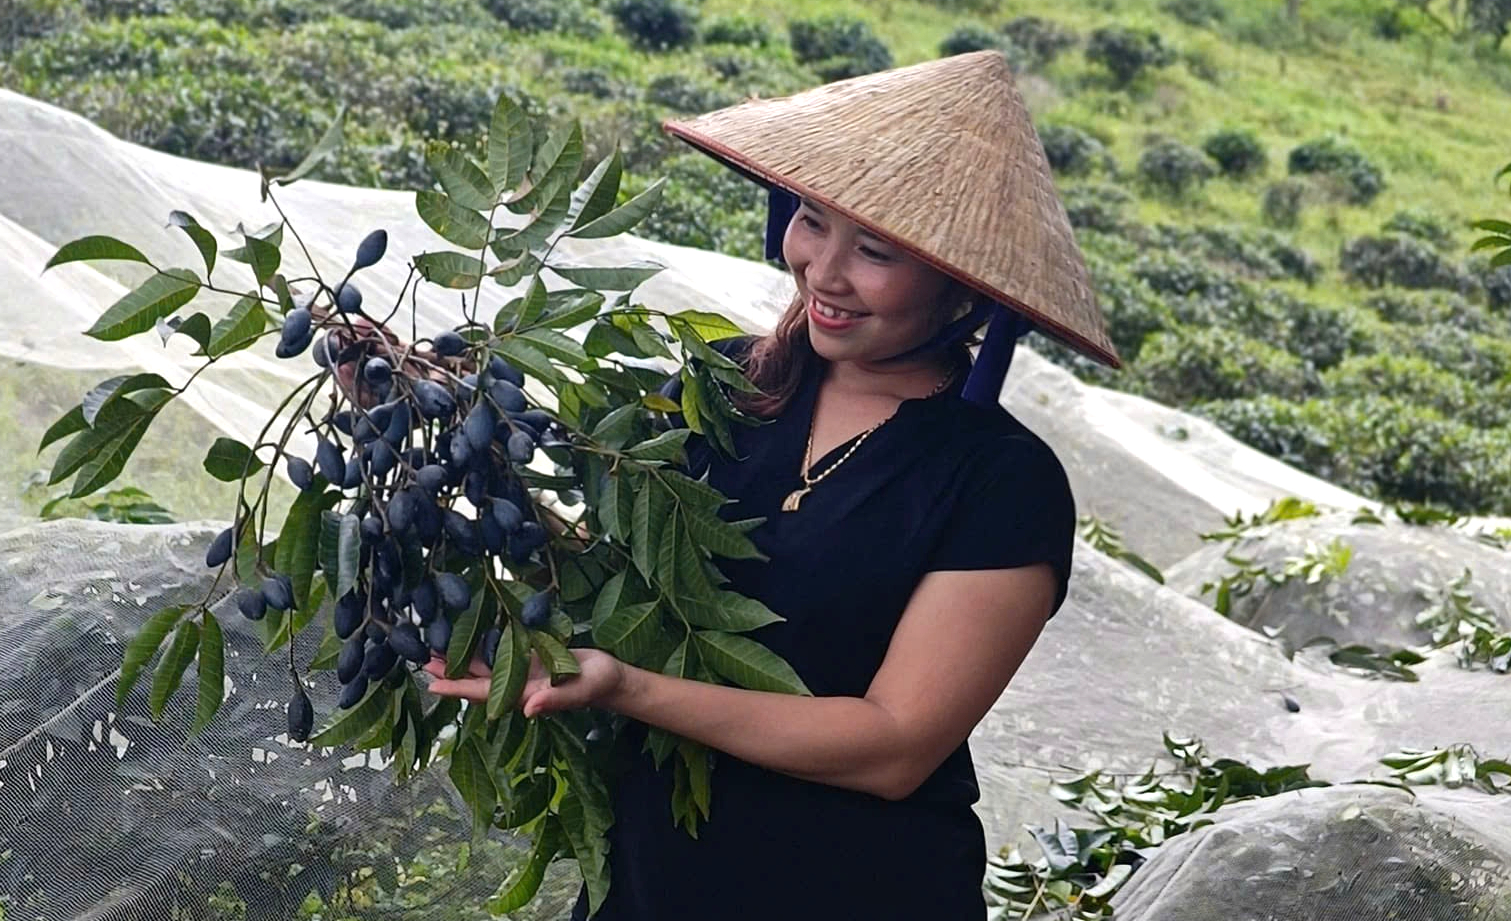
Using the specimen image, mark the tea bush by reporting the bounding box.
[1138,138,1214,196]
[1085,24,1176,86]
[788,14,893,81]
[1202,127,1268,179]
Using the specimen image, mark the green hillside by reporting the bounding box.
[4,0,1511,513]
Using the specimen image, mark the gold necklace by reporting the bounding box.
[781,367,956,513]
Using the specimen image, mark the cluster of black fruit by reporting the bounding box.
[202,229,560,743]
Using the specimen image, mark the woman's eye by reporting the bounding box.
[860,247,893,262]
[798,214,822,230]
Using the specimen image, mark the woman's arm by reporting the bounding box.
[426,563,1055,801]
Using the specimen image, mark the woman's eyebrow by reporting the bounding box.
[799,199,891,245]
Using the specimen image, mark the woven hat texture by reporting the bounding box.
[664,50,1119,368]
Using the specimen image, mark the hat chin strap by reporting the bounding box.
[764,187,1032,407]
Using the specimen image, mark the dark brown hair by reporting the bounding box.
[736,281,980,418]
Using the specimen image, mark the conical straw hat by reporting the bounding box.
[663,50,1120,369]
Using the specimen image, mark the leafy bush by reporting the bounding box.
[1363,290,1502,335]
[562,67,633,100]
[1085,25,1177,87]
[1061,182,1133,234]
[1287,135,1386,205]
[1160,0,1227,27]
[1197,396,1343,483]
[1382,208,1455,249]
[623,152,765,260]
[1339,235,1477,292]
[1259,290,1362,370]
[1202,128,1268,179]
[1365,322,1511,385]
[1149,224,1319,284]
[999,15,1077,69]
[1483,263,1511,312]
[482,0,602,37]
[788,14,893,81]
[1261,178,1308,228]
[645,72,734,113]
[610,0,699,52]
[1137,138,1214,196]
[1082,249,1172,359]
[1324,354,1510,428]
[698,47,811,97]
[1135,325,1315,404]
[701,14,773,48]
[1038,123,1112,177]
[1373,5,1417,40]
[939,24,1002,57]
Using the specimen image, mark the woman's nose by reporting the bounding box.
[805,238,850,294]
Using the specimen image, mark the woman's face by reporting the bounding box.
[782,199,955,366]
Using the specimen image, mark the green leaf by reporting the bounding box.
[53,389,174,497]
[1471,218,1511,234]
[590,571,629,630]
[594,600,662,660]
[82,373,171,426]
[511,121,583,214]
[694,631,811,695]
[85,269,201,341]
[167,211,217,277]
[1493,249,1511,269]
[274,487,339,611]
[309,683,389,746]
[1470,235,1511,252]
[224,234,280,289]
[487,94,532,196]
[425,141,496,210]
[529,631,581,682]
[567,178,667,239]
[671,309,746,344]
[642,392,681,413]
[494,338,558,383]
[414,251,486,288]
[681,591,782,632]
[268,105,346,188]
[45,235,152,271]
[631,478,670,580]
[156,312,212,351]
[511,274,549,330]
[517,328,588,366]
[320,511,361,601]
[191,611,226,735]
[490,194,568,258]
[449,736,498,843]
[487,619,531,720]
[486,818,563,914]
[202,437,264,482]
[627,429,690,463]
[206,293,268,357]
[566,149,624,233]
[487,251,541,287]
[535,289,604,330]
[38,405,86,453]
[416,191,492,249]
[117,604,191,707]
[445,582,492,678]
[547,261,663,291]
[680,506,765,561]
[149,619,200,720]
[555,787,611,912]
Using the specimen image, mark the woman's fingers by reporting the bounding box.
[425,676,490,704]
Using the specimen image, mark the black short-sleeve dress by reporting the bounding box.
[573,339,1076,920]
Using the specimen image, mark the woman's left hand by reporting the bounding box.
[422,648,628,718]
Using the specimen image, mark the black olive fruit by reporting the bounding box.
[436,573,471,612]
[353,229,387,269]
[481,625,503,668]
[282,306,312,342]
[433,330,466,357]
[286,456,314,491]
[426,615,453,653]
[335,282,363,314]
[363,357,392,387]
[337,634,366,683]
[334,590,365,638]
[457,373,478,401]
[342,456,363,489]
[331,410,354,436]
[369,440,398,479]
[364,639,398,678]
[416,464,447,496]
[387,488,416,533]
[360,515,384,545]
[480,513,506,554]
[262,573,295,611]
[315,438,344,483]
[487,355,525,387]
[287,686,315,742]
[412,380,456,420]
[506,430,536,464]
[338,672,369,708]
[235,587,267,621]
[312,333,338,369]
[383,400,411,445]
[491,498,524,532]
[464,401,496,452]
[411,577,438,624]
[489,380,527,414]
[520,591,552,629]
[206,526,235,568]
[390,622,429,663]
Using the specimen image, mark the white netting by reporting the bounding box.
[3,90,1510,919]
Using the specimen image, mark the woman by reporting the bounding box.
[426,51,1119,919]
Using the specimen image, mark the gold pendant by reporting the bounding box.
[781,487,810,512]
